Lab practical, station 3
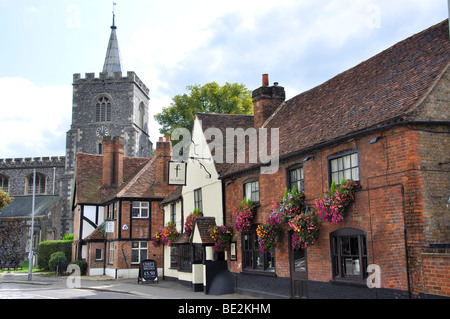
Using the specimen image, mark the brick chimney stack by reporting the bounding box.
[154,136,173,195]
[102,136,124,191]
[253,74,285,128]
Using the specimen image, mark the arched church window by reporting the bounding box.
[95,96,112,122]
[0,174,9,193]
[26,173,46,195]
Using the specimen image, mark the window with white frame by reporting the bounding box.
[170,203,176,224]
[329,152,360,185]
[108,242,114,264]
[288,165,304,192]
[244,180,259,203]
[95,248,103,261]
[194,188,202,213]
[131,241,148,264]
[132,201,149,218]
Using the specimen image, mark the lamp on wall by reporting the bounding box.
[370,136,383,144]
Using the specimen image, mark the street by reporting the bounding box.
[0,282,150,299]
[0,272,249,300]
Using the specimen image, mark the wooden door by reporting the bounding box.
[289,232,308,299]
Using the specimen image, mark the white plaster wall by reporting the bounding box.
[183,117,223,225]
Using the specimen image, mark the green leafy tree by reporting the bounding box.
[0,190,13,211]
[154,82,253,137]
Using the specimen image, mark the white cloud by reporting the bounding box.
[0,78,72,158]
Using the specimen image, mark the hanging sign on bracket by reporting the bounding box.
[168,161,187,186]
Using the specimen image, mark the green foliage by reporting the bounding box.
[69,260,87,276]
[62,233,74,241]
[48,251,67,271]
[154,82,253,137]
[37,240,72,270]
[0,189,13,211]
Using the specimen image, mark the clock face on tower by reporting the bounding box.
[96,126,109,139]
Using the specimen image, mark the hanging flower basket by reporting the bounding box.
[255,187,306,254]
[271,186,305,225]
[315,179,357,224]
[256,223,280,254]
[152,221,179,247]
[288,211,321,250]
[184,209,203,237]
[208,225,233,252]
[151,230,163,247]
[233,198,254,232]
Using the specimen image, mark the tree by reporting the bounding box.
[0,218,25,263]
[154,82,253,137]
[0,189,13,211]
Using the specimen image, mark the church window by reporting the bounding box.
[26,173,46,195]
[0,174,9,193]
[95,96,112,122]
[138,102,145,129]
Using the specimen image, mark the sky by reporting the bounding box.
[0,0,447,158]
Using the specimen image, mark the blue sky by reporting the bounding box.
[0,0,447,158]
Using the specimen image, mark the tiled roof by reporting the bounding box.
[161,186,182,206]
[75,153,150,204]
[220,20,450,177]
[266,20,449,159]
[193,217,216,245]
[0,195,61,218]
[171,217,217,245]
[104,156,161,201]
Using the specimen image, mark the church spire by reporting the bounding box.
[102,3,123,75]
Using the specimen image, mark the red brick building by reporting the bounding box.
[217,20,449,298]
[72,136,173,278]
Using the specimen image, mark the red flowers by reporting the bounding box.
[184,209,203,237]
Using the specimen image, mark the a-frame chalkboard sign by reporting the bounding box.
[137,259,158,284]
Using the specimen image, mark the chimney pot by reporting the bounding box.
[159,137,164,141]
[262,74,269,87]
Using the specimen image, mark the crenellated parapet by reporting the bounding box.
[73,71,150,96]
[0,156,65,169]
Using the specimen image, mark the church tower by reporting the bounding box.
[61,12,152,234]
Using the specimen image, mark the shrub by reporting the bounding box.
[48,251,67,272]
[37,240,72,270]
[69,260,87,276]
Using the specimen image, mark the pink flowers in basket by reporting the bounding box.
[314,179,357,224]
[288,212,321,250]
[233,199,254,232]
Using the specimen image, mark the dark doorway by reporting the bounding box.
[289,231,308,298]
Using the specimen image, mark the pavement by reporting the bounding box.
[0,271,251,299]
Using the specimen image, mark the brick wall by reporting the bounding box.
[422,251,450,297]
[104,200,164,272]
[225,124,446,296]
